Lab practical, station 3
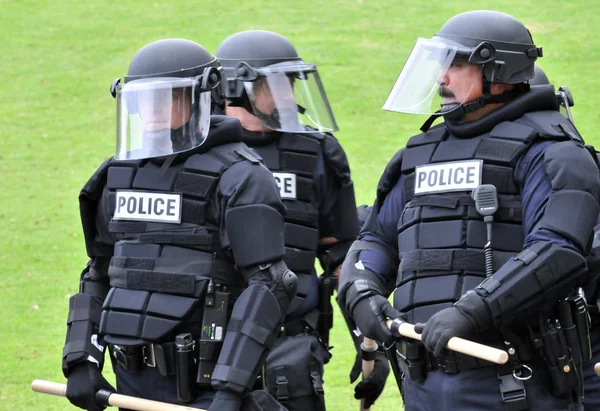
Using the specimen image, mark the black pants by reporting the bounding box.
[403,364,582,411]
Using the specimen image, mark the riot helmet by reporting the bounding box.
[110,39,224,160]
[529,65,575,122]
[215,30,338,133]
[383,10,543,123]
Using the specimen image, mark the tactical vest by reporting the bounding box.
[394,114,571,324]
[99,143,255,346]
[249,133,322,313]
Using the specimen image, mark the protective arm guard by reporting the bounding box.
[475,242,588,326]
[63,160,114,376]
[473,140,600,327]
[211,261,297,396]
[62,262,110,376]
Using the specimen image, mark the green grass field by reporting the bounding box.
[1,1,599,409]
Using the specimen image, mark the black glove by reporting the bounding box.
[208,389,244,411]
[353,350,390,409]
[414,291,491,357]
[349,350,362,383]
[352,295,404,345]
[66,362,115,411]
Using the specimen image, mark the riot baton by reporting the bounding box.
[358,319,509,408]
[358,338,378,411]
[595,362,600,376]
[31,380,205,411]
[385,319,508,364]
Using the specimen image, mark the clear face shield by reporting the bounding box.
[115,77,211,160]
[237,61,338,133]
[382,38,482,115]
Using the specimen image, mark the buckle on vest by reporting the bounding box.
[275,375,289,403]
[142,344,156,368]
[310,370,324,395]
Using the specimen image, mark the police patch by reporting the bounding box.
[414,160,482,195]
[113,190,182,223]
[272,172,297,199]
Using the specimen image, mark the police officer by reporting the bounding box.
[338,10,600,411]
[62,38,297,411]
[214,30,360,410]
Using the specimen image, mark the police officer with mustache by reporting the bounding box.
[338,10,600,411]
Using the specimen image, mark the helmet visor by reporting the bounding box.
[382,37,479,115]
[241,62,338,133]
[115,77,211,160]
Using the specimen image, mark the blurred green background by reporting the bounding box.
[1,0,599,409]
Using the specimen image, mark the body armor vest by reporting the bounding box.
[249,132,322,313]
[99,143,255,345]
[394,114,570,324]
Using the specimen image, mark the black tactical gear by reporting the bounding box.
[215,30,301,108]
[63,114,294,407]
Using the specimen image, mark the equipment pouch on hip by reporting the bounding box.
[396,338,427,382]
[265,334,329,410]
[197,282,230,388]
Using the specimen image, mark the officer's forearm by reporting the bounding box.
[475,241,588,326]
[62,262,110,376]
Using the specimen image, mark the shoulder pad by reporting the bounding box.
[375,149,404,208]
[321,133,352,181]
[80,157,113,202]
[79,158,113,257]
[516,111,583,142]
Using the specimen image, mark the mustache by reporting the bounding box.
[438,86,455,98]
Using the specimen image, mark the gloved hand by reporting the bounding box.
[352,295,404,345]
[66,362,115,411]
[208,389,244,411]
[414,291,491,357]
[349,350,362,383]
[353,350,390,409]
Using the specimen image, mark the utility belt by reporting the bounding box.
[395,291,591,408]
[111,280,231,403]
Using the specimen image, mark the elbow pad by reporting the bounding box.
[476,241,588,326]
[337,240,395,316]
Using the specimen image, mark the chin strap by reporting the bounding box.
[420,88,525,132]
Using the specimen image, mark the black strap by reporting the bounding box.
[309,361,326,411]
[274,366,289,404]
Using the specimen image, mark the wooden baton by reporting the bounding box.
[31,380,205,411]
[358,338,378,411]
[386,319,509,364]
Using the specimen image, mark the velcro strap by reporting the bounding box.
[67,304,103,324]
[62,340,102,358]
[68,293,103,324]
[127,271,196,295]
[228,318,277,346]
[212,364,256,389]
[401,249,515,273]
[137,232,213,246]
